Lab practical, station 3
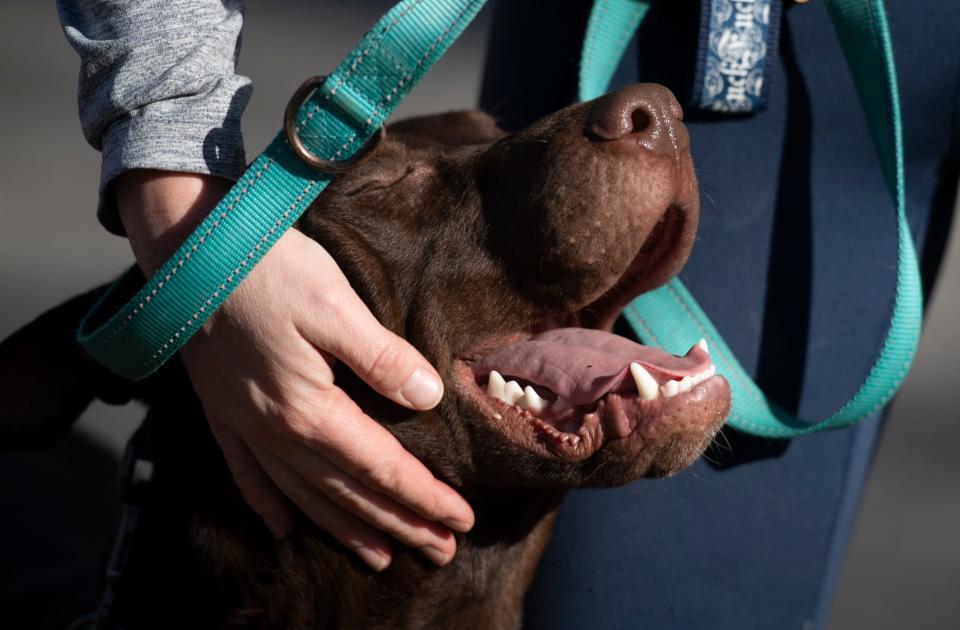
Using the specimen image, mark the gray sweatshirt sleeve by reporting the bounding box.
[57,0,252,234]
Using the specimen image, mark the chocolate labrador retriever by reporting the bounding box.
[0,83,729,629]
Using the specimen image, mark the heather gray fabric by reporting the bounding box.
[57,0,252,234]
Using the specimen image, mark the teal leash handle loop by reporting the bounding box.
[78,0,489,381]
[582,0,921,437]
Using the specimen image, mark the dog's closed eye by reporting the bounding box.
[344,163,423,196]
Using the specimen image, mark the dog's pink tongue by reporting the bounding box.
[473,328,705,405]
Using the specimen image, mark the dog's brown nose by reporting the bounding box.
[587,83,688,155]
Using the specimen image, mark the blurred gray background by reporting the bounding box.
[0,2,956,628]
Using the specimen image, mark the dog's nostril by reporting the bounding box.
[587,85,681,148]
[585,84,691,157]
[630,107,652,135]
[587,98,664,146]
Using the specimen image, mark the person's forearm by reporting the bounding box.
[117,170,233,276]
[57,0,250,235]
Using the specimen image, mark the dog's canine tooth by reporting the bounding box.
[661,380,680,398]
[504,380,524,405]
[698,338,709,354]
[630,362,660,400]
[520,386,548,413]
[679,376,693,392]
[487,370,506,401]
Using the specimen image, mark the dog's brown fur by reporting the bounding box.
[0,84,728,629]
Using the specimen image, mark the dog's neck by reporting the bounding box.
[119,400,568,629]
[464,485,565,547]
[243,486,565,629]
[341,486,565,630]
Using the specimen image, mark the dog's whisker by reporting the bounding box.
[701,449,723,467]
[712,429,732,452]
[699,190,720,213]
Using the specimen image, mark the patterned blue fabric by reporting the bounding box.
[694,0,781,113]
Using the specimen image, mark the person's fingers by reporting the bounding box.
[276,438,457,564]
[282,387,474,533]
[298,282,444,411]
[255,448,394,572]
[208,417,294,539]
[178,233,474,563]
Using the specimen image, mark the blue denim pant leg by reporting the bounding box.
[480,1,960,628]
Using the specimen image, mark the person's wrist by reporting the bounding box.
[116,170,233,276]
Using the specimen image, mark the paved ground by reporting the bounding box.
[0,2,957,628]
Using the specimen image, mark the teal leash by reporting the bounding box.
[79,0,920,438]
[581,0,920,437]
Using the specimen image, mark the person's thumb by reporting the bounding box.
[304,286,444,411]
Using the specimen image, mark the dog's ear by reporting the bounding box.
[0,285,135,448]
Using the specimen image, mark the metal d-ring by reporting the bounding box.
[283,75,386,173]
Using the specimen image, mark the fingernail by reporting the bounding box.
[419,544,452,567]
[355,545,391,572]
[401,367,444,409]
[442,517,473,533]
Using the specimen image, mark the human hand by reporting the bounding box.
[116,171,475,571]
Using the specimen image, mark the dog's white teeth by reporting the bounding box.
[553,396,574,413]
[520,386,548,413]
[504,380,525,405]
[488,373,523,406]
[488,373,562,416]
[686,363,718,388]
[647,349,718,400]
[487,370,506,400]
[660,379,680,398]
[629,362,660,400]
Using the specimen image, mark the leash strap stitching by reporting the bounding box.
[88,160,274,351]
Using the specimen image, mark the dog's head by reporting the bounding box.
[298,83,730,489]
[0,84,728,489]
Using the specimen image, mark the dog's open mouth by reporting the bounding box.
[455,331,727,462]
[454,205,730,463]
